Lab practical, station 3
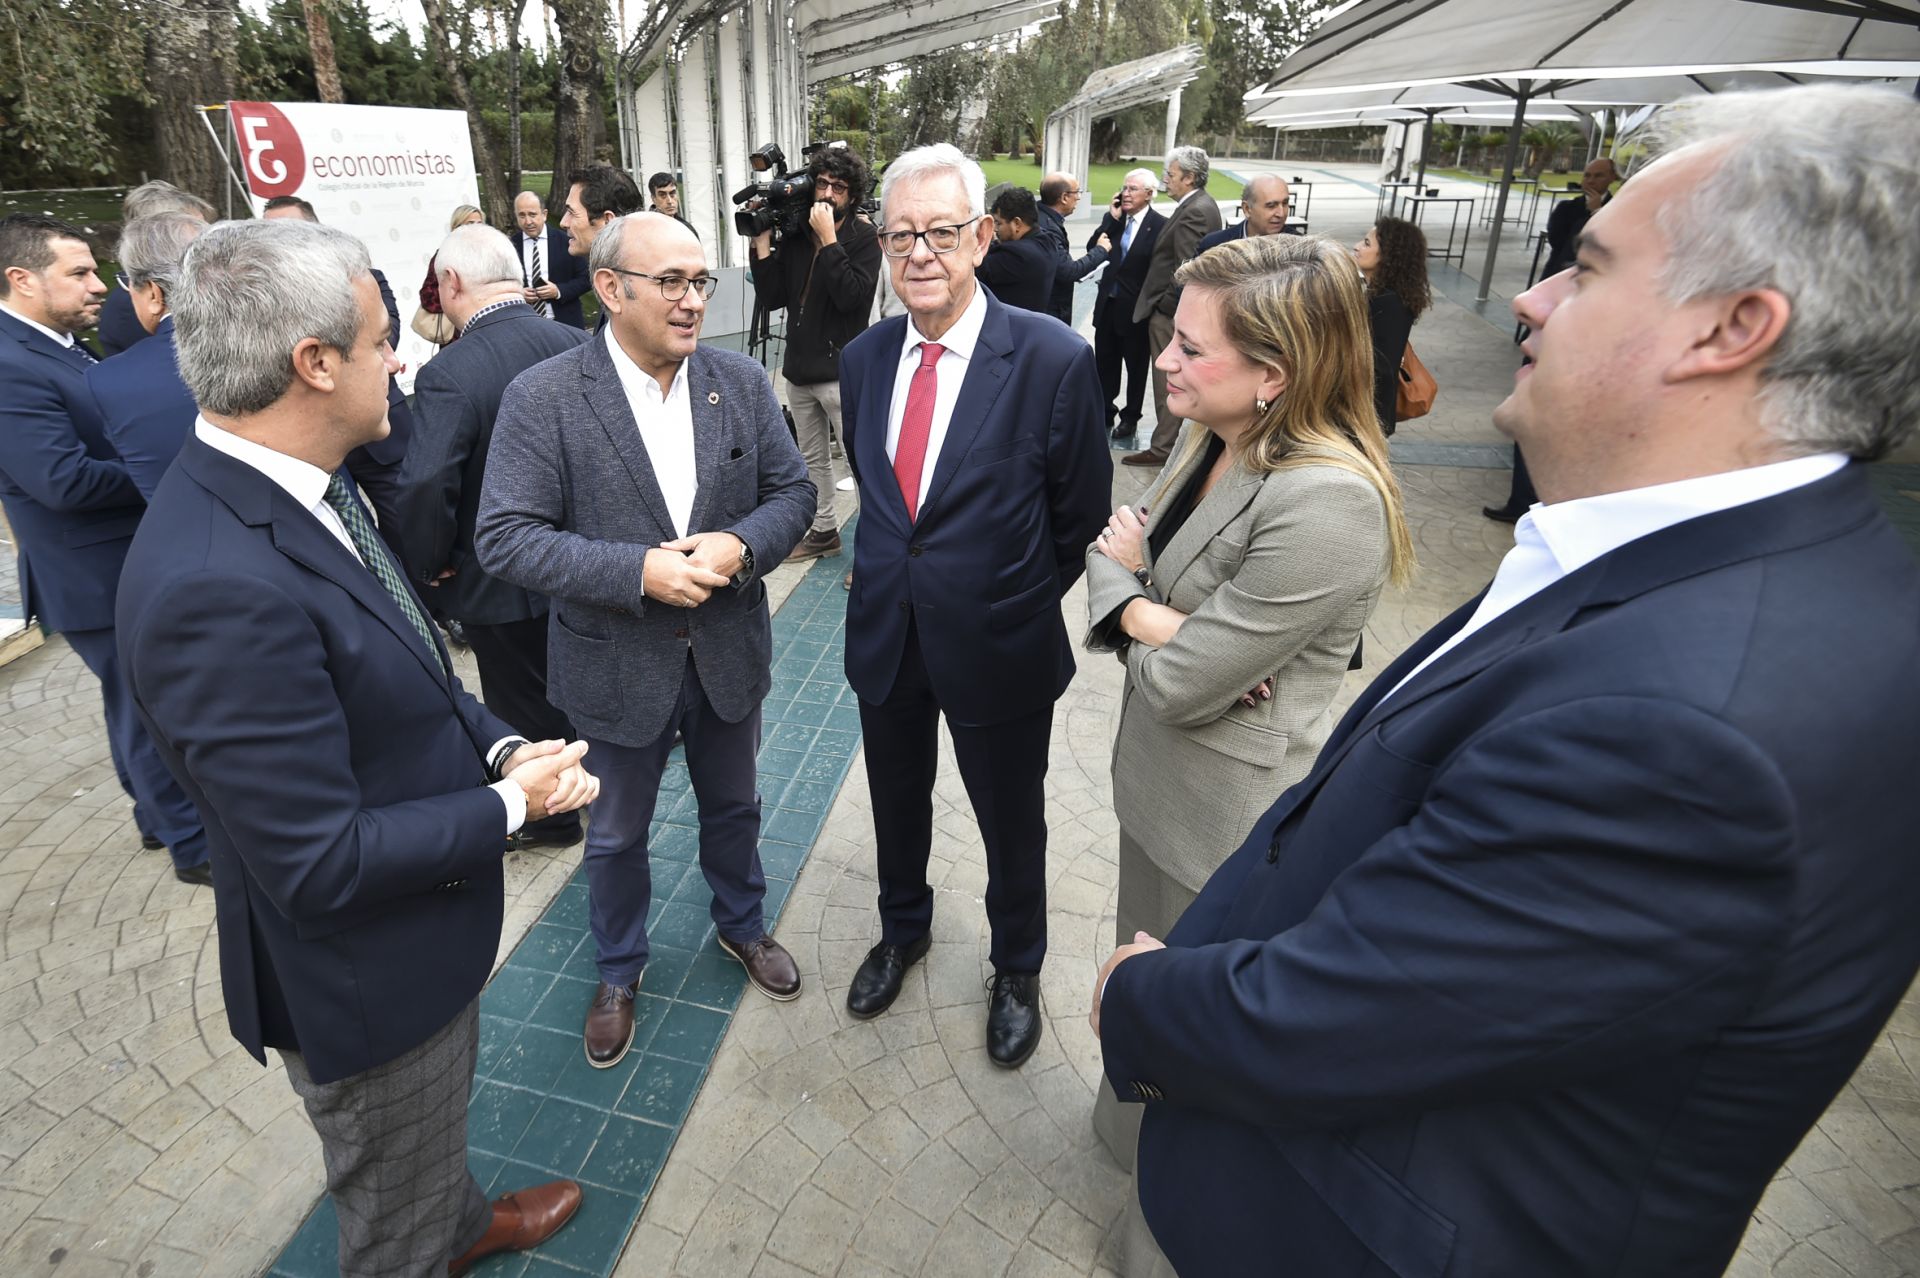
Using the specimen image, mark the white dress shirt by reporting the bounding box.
[193,416,527,830]
[884,284,989,511]
[606,337,698,538]
[0,300,80,349]
[1382,452,1851,705]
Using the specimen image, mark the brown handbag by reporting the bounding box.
[1395,342,1437,421]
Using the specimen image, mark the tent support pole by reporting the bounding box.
[1474,80,1530,305]
[1414,110,1433,191]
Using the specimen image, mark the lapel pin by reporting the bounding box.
[707,391,720,405]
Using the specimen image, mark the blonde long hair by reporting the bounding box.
[448,203,485,231]
[1170,234,1415,586]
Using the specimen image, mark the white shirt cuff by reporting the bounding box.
[491,779,527,834]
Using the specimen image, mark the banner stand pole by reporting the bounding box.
[192,105,251,218]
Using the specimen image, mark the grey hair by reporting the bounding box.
[881,144,986,222]
[1124,167,1159,194]
[173,220,371,417]
[123,180,214,222]
[1242,173,1289,204]
[1166,145,1209,188]
[118,213,206,294]
[1645,85,1920,461]
[434,224,522,290]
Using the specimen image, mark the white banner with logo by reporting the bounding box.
[227,101,479,390]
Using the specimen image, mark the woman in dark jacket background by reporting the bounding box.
[1353,216,1431,436]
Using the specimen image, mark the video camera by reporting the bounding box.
[732,143,810,238]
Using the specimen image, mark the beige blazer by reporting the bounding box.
[1085,435,1391,892]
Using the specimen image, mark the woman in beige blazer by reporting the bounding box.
[1084,234,1416,1174]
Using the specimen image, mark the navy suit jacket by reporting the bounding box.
[349,267,414,472]
[976,233,1057,315]
[1034,205,1108,325]
[84,317,197,500]
[116,434,516,1085]
[1101,465,1920,1277]
[511,225,588,329]
[839,291,1111,726]
[1194,219,1248,256]
[1090,207,1165,330]
[97,286,147,357]
[0,307,145,633]
[399,302,589,624]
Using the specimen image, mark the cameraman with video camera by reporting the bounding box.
[747,145,880,562]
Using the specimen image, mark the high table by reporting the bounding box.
[1404,194,1474,268]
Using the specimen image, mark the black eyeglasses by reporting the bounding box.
[815,177,851,195]
[603,268,718,301]
[879,216,984,258]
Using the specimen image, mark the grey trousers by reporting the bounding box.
[787,379,842,534]
[281,999,492,1278]
[1145,310,1184,457]
[1096,828,1196,1278]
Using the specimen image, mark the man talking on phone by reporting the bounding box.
[1088,170,1164,444]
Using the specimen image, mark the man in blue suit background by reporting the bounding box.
[0,213,209,883]
[838,145,1110,1068]
[1092,85,1920,1278]
[510,191,588,328]
[83,211,206,498]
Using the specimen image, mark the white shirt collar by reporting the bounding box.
[193,415,335,511]
[905,284,988,363]
[1524,452,1850,578]
[1174,188,1197,209]
[0,301,76,349]
[605,333,691,405]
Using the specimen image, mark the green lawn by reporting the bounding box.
[978,155,1249,207]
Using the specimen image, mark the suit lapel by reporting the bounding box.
[1150,453,1262,592]
[685,353,723,535]
[915,295,1012,527]
[578,330,677,538]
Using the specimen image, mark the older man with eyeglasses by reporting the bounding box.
[1089,169,1167,443]
[836,144,1111,1068]
[477,212,816,1068]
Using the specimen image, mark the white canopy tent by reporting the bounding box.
[1257,0,1920,299]
[1041,45,1206,206]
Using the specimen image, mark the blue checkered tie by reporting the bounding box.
[322,472,446,677]
[63,341,98,369]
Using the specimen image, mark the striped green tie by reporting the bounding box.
[323,472,446,677]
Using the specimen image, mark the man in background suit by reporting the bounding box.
[118,218,595,1276]
[1093,85,1920,1278]
[1090,169,1164,443]
[261,196,417,566]
[1124,145,1221,467]
[401,223,590,852]
[511,190,588,328]
[1034,172,1112,326]
[0,213,210,884]
[96,181,214,357]
[1194,174,1292,256]
[477,213,814,1069]
[84,212,206,498]
[838,145,1110,1068]
[976,187,1056,315]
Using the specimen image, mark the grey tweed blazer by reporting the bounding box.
[1085,433,1390,891]
[475,333,813,746]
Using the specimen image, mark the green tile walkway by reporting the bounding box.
[269,518,864,1278]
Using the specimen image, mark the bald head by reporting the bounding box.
[1582,157,1620,203]
[513,191,547,237]
[1040,171,1085,213]
[1242,175,1293,237]
[592,212,710,383]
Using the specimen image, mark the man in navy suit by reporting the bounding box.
[83,211,206,498]
[1092,85,1920,1278]
[1089,170,1164,443]
[400,223,589,852]
[96,181,214,358]
[117,218,595,1275]
[0,213,209,883]
[511,191,588,328]
[1033,173,1112,326]
[975,187,1056,315]
[838,145,1110,1068]
[1193,174,1293,257]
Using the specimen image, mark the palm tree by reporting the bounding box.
[1521,123,1580,178]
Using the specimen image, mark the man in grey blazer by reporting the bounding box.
[1123,146,1222,469]
[476,213,815,1068]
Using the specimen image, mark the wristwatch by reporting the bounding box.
[733,539,756,586]
[1132,566,1151,589]
[488,736,530,782]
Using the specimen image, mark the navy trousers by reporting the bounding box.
[580,653,768,985]
[858,623,1053,974]
[65,628,208,871]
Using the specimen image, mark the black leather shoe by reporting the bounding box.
[140,835,164,851]
[1481,505,1521,524]
[174,862,214,887]
[986,971,1041,1069]
[846,935,931,1019]
[1109,422,1135,442]
[509,822,584,852]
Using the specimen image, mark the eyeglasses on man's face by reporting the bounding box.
[815,177,851,196]
[603,267,718,301]
[879,216,984,258]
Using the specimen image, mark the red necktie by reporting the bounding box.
[893,341,944,521]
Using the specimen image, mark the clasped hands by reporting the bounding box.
[1090,930,1166,1039]
[500,739,599,819]
[643,532,745,609]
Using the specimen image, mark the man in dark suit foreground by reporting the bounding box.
[401,223,590,852]
[838,144,1109,1068]
[1093,84,1920,1278]
[117,219,596,1275]
[1089,170,1164,443]
[0,213,209,883]
[511,190,589,328]
[478,213,814,1069]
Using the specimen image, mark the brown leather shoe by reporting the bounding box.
[1122,449,1168,468]
[447,1179,583,1276]
[786,528,843,561]
[717,933,802,1001]
[583,980,639,1068]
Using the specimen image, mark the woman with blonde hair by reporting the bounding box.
[1085,232,1414,1186]
[414,203,489,345]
